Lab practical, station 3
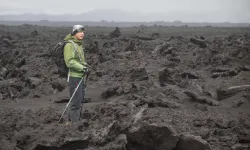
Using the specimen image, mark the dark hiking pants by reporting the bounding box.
[68,76,85,123]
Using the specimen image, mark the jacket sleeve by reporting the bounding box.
[64,43,85,71]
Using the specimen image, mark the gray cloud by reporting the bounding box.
[0,0,249,22]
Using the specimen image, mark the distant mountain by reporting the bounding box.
[0,9,167,22]
[1,9,249,23]
[1,9,250,27]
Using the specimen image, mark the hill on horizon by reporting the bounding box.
[1,9,250,23]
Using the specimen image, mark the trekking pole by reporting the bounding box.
[58,77,84,124]
[79,73,89,120]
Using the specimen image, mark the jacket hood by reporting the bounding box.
[64,34,83,45]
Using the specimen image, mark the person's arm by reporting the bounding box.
[64,43,86,71]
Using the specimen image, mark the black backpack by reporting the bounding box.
[52,40,78,78]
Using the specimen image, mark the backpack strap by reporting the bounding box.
[68,40,77,53]
[68,40,83,62]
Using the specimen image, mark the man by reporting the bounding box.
[63,25,89,123]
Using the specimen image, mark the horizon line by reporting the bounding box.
[1,20,250,24]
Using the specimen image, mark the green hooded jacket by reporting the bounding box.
[63,34,88,78]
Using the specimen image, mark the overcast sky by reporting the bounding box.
[1,0,250,22]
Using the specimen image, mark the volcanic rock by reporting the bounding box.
[110,27,121,38]
[175,133,211,150]
[190,37,207,48]
[127,122,178,150]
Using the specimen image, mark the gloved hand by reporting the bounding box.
[83,67,88,73]
[83,67,90,75]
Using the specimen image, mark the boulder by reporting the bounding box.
[101,86,119,99]
[243,92,250,101]
[175,133,211,150]
[216,85,250,100]
[53,96,69,103]
[33,136,89,150]
[51,78,67,92]
[211,67,231,73]
[152,42,170,54]
[127,122,178,150]
[239,65,250,71]
[153,93,181,108]
[87,40,99,53]
[190,38,207,48]
[158,68,175,86]
[184,90,219,106]
[211,69,240,78]
[31,30,38,37]
[3,38,13,47]
[122,83,138,94]
[130,67,148,81]
[151,33,160,38]
[88,134,127,150]
[110,27,121,38]
[125,40,136,51]
[231,144,249,150]
[0,67,8,77]
[27,77,42,88]
[164,47,178,56]
[123,83,133,94]
[142,93,181,109]
[181,71,199,79]
[232,99,245,108]
[16,58,26,68]
[91,121,117,144]
[95,70,105,77]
